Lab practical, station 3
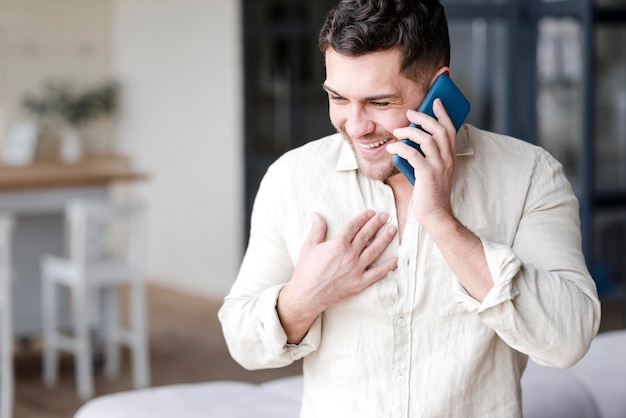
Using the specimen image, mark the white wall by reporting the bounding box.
[112,0,243,299]
[0,0,114,155]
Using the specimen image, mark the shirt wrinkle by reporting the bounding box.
[219,124,601,418]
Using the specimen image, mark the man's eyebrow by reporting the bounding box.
[322,84,399,101]
[322,84,342,97]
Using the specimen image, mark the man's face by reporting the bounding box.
[323,48,425,181]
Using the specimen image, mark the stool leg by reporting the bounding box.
[42,268,58,387]
[104,287,120,379]
[1,292,13,418]
[130,280,150,388]
[73,282,94,401]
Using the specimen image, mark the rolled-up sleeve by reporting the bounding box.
[218,162,322,370]
[456,151,601,368]
[219,283,321,370]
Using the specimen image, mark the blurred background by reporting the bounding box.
[0,0,625,416]
[0,0,242,302]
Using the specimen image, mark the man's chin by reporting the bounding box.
[359,163,400,182]
[342,133,399,181]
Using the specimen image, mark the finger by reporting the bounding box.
[390,111,437,165]
[337,210,376,243]
[408,112,448,167]
[360,223,397,266]
[397,103,453,165]
[302,212,327,251]
[362,256,398,286]
[431,98,456,160]
[351,211,391,251]
[412,131,443,166]
[393,110,435,141]
[386,140,428,170]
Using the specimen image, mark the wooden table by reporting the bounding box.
[0,155,146,337]
[0,154,145,188]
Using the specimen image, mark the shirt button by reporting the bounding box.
[396,375,406,385]
[396,317,406,327]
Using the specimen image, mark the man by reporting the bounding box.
[219,0,601,416]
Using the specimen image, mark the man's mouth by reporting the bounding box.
[358,138,392,149]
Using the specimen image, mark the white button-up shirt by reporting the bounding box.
[219,124,600,418]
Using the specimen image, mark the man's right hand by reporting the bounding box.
[276,210,398,344]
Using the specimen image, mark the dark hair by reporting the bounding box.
[319,0,450,86]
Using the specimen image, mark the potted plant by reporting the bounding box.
[22,81,119,162]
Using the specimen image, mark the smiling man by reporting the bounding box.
[219,1,601,417]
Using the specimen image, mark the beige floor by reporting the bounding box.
[11,284,624,418]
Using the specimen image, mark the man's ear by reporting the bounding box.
[431,66,451,83]
[423,66,452,91]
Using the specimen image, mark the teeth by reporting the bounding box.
[360,138,390,149]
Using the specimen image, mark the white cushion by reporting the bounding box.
[74,377,303,418]
[522,360,600,418]
[75,331,626,418]
[522,330,626,418]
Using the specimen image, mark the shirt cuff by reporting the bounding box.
[453,238,521,312]
[255,284,321,361]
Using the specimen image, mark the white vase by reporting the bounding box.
[60,125,82,163]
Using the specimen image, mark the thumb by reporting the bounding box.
[303,212,327,249]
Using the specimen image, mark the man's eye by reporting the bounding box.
[330,95,346,102]
[371,101,390,107]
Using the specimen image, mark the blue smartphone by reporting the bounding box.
[391,74,470,185]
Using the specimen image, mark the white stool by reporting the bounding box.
[0,214,14,418]
[41,199,150,400]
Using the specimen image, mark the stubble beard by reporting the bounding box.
[339,128,400,181]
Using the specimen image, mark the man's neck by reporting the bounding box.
[385,173,414,242]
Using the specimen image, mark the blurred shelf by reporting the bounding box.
[0,154,147,190]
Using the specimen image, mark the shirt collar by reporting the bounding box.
[335,125,474,172]
[456,124,474,156]
[336,137,359,171]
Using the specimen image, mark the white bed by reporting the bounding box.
[75,330,626,418]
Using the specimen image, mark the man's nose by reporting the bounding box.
[345,106,375,139]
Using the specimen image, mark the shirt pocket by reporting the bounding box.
[428,224,505,317]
